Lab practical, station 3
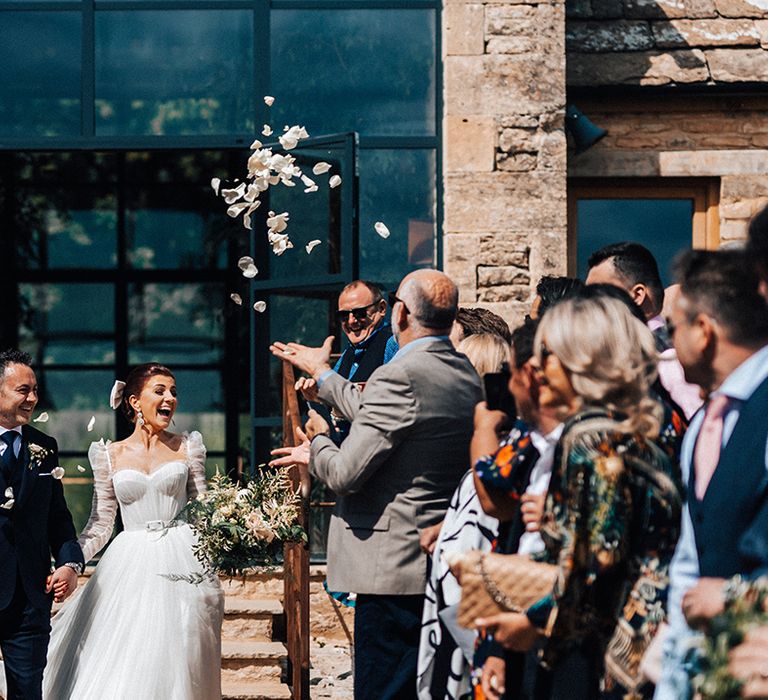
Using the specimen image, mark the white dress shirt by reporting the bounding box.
[0,425,23,460]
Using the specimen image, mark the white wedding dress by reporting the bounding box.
[42,431,224,699]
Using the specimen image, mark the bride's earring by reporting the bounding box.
[137,408,145,426]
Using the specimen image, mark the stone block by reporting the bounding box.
[715,0,768,18]
[567,49,709,85]
[625,0,717,18]
[477,284,532,302]
[720,200,755,218]
[719,218,749,240]
[538,130,568,169]
[721,175,768,200]
[699,133,753,146]
[479,236,531,266]
[752,133,768,146]
[499,127,538,152]
[445,54,565,116]
[567,21,655,52]
[757,20,768,48]
[478,266,531,286]
[444,172,566,233]
[652,19,761,48]
[444,115,497,172]
[499,114,541,128]
[706,48,768,82]
[497,153,539,170]
[444,4,485,56]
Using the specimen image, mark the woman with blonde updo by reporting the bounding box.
[473,296,683,700]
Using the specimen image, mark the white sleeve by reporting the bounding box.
[78,440,118,563]
[185,431,208,502]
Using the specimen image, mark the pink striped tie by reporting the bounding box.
[693,394,730,500]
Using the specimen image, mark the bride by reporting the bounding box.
[43,362,224,698]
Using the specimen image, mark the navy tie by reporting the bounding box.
[1,432,19,482]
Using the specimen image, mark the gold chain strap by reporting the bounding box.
[477,553,522,613]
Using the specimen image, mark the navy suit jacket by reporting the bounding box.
[0,425,83,612]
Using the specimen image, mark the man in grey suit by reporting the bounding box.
[271,270,482,699]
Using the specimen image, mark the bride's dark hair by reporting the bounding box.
[122,363,176,422]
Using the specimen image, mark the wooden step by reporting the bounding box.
[223,597,283,642]
[222,681,292,700]
[221,641,287,684]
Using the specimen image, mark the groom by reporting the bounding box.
[0,349,84,699]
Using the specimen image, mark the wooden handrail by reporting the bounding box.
[281,360,310,700]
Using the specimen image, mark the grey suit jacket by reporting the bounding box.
[310,337,483,595]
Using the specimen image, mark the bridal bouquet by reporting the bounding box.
[692,577,768,699]
[181,469,306,577]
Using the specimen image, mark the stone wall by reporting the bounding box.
[442,0,568,327]
[566,0,768,85]
[569,95,768,244]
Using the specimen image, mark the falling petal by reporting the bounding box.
[262,124,273,136]
[329,175,342,188]
[221,183,246,204]
[237,255,255,271]
[242,264,259,279]
[1,499,13,510]
[51,466,65,480]
[33,412,49,423]
[87,415,95,432]
[279,125,310,151]
[301,174,315,188]
[230,293,243,305]
[304,185,318,193]
[211,177,221,195]
[4,487,12,498]
[312,162,332,175]
[77,464,86,473]
[264,96,275,106]
[375,221,391,239]
[266,212,290,233]
[250,138,262,150]
[305,240,321,254]
[227,202,251,218]
[253,301,267,313]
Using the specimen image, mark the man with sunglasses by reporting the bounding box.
[294,281,399,446]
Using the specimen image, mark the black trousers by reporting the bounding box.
[0,578,51,700]
[354,593,424,700]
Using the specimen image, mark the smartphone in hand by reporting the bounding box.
[483,366,516,417]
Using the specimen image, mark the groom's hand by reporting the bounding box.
[47,566,79,603]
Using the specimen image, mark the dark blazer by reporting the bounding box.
[0,425,83,612]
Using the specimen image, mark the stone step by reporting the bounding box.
[223,597,283,642]
[222,681,292,700]
[221,641,287,685]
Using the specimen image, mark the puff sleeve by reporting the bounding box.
[185,431,208,502]
[78,440,119,563]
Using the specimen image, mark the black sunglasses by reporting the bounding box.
[387,292,410,315]
[335,301,380,323]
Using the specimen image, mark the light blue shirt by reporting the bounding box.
[656,343,768,700]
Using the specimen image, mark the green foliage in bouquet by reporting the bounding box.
[179,469,306,577]
[693,577,768,700]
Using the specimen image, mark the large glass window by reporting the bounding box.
[95,10,255,136]
[0,12,81,136]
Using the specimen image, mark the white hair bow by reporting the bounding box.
[110,380,126,410]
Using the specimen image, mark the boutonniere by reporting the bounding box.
[27,443,51,469]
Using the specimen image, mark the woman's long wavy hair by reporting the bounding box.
[534,295,661,437]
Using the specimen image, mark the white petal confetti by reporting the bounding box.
[242,264,259,279]
[279,125,310,151]
[33,412,49,423]
[304,185,319,193]
[264,96,275,106]
[1,499,13,510]
[253,301,267,313]
[300,174,315,189]
[210,177,221,195]
[305,240,321,254]
[227,202,252,218]
[4,487,12,499]
[312,162,332,175]
[375,221,391,239]
[230,293,243,306]
[87,415,95,432]
[76,464,86,473]
[237,256,255,271]
[51,466,65,480]
[266,212,290,234]
[221,183,246,204]
[250,139,262,150]
[329,175,342,188]
[262,124,273,137]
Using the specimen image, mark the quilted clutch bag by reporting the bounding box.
[450,551,558,629]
